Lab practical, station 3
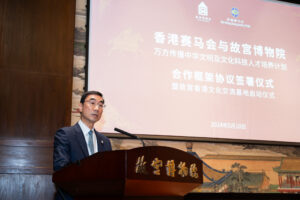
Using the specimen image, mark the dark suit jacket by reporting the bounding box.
[53,123,112,200]
[53,122,112,171]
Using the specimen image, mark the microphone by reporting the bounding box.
[114,128,145,147]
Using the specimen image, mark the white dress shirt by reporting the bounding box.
[78,120,98,155]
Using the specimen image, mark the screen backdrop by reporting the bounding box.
[88,0,300,143]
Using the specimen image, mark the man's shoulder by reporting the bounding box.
[56,123,80,136]
[60,124,78,131]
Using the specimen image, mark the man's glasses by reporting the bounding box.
[85,100,106,108]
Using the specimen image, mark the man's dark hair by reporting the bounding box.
[80,91,104,104]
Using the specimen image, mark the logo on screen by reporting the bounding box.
[220,6,250,28]
[195,2,211,22]
[198,2,208,16]
[231,8,239,17]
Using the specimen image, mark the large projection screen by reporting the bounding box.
[87,0,300,143]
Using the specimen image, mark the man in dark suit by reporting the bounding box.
[53,91,112,199]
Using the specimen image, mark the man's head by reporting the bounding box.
[79,91,105,128]
[80,91,105,105]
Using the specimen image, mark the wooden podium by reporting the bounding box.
[52,146,203,200]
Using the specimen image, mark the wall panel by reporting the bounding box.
[0,0,75,199]
[0,174,55,200]
[0,0,75,138]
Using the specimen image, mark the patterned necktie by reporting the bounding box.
[88,130,94,155]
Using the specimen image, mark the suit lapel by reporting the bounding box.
[95,130,104,152]
[74,123,89,157]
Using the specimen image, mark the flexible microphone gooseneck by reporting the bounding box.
[114,128,145,147]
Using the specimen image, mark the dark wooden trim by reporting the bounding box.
[0,138,53,147]
[0,167,53,174]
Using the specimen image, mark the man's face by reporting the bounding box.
[79,94,104,125]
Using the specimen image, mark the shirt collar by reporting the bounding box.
[78,120,94,135]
